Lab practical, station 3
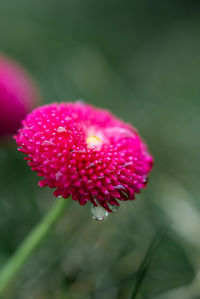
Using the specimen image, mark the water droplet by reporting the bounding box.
[97,175,104,180]
[86,163,95,169]
[109,205,119,213]
[57,126,67,133]
[55,171,62,180]
[65,116,71,121]
[123,162,133,167]
[91,204,108,221]
[114,184,126,190]
[41,140,55,146]
[76,99,85,105]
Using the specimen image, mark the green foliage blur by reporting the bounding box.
[0,1,200,298]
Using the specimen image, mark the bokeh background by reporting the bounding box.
[0,0,200,298]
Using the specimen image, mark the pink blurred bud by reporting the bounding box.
[0,54,40,137]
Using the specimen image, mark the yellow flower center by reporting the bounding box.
[86,135,102,148]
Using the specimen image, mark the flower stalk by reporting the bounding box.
[0,198,70,295]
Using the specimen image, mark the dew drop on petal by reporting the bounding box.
[41,140,55,146]
[114,184,126,190]
[90,204,108,221]
[65,116,71,121]
[55,171,62,180]
[57,126,67,133]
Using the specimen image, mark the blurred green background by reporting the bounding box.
[0,0,200,298]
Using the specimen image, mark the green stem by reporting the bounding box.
[0,198,70,295]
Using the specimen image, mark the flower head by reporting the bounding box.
[0,54,39,137]
[15,102,153,212]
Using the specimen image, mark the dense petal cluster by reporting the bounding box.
[15,102,153,212]
[0,54,39,136]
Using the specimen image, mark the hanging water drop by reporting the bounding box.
[91,204,108,221]
[114,184,126,190]
[109,205,119,213]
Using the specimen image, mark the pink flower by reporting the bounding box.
[15,102,153,212]
[0,54,39,137]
